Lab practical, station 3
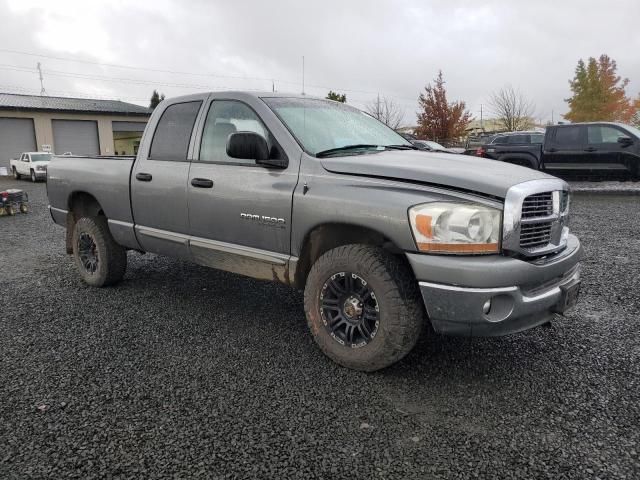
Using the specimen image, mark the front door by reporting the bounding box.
[585,124,628,173]
[131,99,203,258]
[187,99,299,281]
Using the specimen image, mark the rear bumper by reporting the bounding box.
[407,234,583,336]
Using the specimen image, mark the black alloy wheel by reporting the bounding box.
[77,232,99,274]
[320,271,380,348]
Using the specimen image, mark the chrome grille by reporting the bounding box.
[503,180,569,258]
[521,192,553,219]
[520,222,552,249]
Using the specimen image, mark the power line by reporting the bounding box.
[0,48,419,103]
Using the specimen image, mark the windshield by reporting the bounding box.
[263,97,411,156]
[31,153,52,162]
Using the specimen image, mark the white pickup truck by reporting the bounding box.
[10,152,52,182]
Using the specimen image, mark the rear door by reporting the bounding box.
[186,97,299,280]
[542,125,586,171]
[131,98,204,258]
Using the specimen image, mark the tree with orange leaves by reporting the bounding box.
[415,71,471,143]
[565,55,635,123]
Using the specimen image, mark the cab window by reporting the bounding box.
[199,100,269,165]
[587,125,626,144]
[149,101,202,161]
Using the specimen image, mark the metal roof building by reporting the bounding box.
[0,93,151,169]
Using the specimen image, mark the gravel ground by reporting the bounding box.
[1,178,639,480]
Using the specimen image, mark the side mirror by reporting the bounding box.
[226,132,287,168]
[618,136,633,147]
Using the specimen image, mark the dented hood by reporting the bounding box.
[320,150,552,198]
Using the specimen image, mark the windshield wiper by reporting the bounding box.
[384,144,418,150]
[316,144,382,158]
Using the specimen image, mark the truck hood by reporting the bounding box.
[320,150,551,198]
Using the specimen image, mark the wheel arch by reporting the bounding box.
[64,191,106,253]
[292,222,406,289]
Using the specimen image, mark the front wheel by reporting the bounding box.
[12,167,20,180]
[72,216,127,287]
[30,170,37,182]
[304,244,425,371]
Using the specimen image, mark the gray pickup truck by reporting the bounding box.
[47,92,582,371]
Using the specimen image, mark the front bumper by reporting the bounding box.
[407,234,583,336]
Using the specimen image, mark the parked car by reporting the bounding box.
[463,132,498,155]
[47,92,582,371]
[10,152,52,182]
[411,139,465,154]
[476,123,640,177]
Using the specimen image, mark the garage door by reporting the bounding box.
[0,117,36,169]
[52,120,100,155]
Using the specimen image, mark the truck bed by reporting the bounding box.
[47,155,136,227]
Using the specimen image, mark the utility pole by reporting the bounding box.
[480,104,484,131]
[272,80,275,93]
[551,109,555,125]
[37,62,47,96]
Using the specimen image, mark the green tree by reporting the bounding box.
[415,71,471,142]
[149,89,166,109]
[326,91,347,103]
[565,55,635,123]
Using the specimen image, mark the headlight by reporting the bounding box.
[409,202,502,254]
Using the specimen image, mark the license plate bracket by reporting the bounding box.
[553,279,581,314]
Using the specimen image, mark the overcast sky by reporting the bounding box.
[1,0,638,125]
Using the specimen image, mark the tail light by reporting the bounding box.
[475,147,486,157]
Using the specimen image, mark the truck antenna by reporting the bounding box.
[37,62,47,96]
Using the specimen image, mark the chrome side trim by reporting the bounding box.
[108,219,133,228]
[418,281,517,294]
[49,206,68,215]
[189,237,289,265]
[502,179,569,257]
[135,226,190,246]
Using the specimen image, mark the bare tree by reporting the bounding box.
[366,95,404,129]
[488,85,536,131]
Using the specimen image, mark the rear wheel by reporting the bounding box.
[72,216,127,287]
[12,167,20,180]
[304,244,424,371]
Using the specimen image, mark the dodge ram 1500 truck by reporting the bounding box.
[476,122,640,178]
[47,92,582,371]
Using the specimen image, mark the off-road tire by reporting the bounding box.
[12,167,20,180]
[72,216,127,287]
[304,244,424,371]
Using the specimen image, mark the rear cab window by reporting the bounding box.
[552,126,584,148]
[149,101,202,161]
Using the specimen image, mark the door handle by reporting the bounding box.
[135,172,153,182]
[584,147,597,152]
[547,148,557,153]
[191,178,214,188]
